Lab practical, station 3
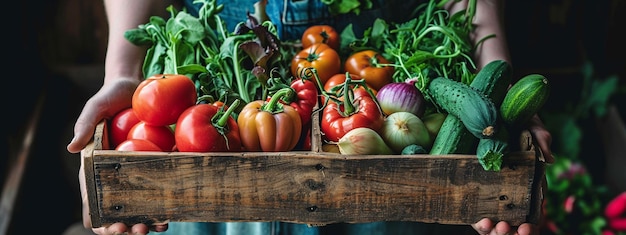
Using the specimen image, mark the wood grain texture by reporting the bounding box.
[82,120,543,228]
[91,152,537,226]
[83,121,105,228]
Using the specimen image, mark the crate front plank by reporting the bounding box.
[91,151,536,227]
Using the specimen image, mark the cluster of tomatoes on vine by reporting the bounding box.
[107,24,397,153]
[290,25,397,143]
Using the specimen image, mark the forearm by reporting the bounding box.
[471,0,511,68]
[447,0,511,69]
[102,0,173,83]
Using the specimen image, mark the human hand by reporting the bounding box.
[469,114,552,235]
[67,77,141,153]
[472,218,540,235]
[526,114,553,163]
[72,76,170,234]
[79,162,168,235]
[471,218,538,235]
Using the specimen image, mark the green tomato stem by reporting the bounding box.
[213,99,240,128]
[262,87,291,114]
[341,73,357,115]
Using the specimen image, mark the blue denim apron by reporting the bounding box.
[184,0,419,40]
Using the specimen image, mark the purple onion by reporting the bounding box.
[376,79,425,117]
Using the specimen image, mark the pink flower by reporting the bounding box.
[605,192,626,219]
[608,217,626,231]
[545,220,560,233]
[605,192,626,231]
[557,162,587,180]
[602,230,615,235]
[564,195,576,213]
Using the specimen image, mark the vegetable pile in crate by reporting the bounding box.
[81,0,549,228]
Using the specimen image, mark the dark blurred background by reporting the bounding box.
[2,0,624,234]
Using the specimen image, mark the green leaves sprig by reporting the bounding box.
[341,0,480,92]
[124,0,286,106]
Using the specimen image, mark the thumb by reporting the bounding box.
[67,104,104,153]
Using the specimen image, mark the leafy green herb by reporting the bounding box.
[321,0,373,16]
[341,0,480,95]
[124,0,288,106]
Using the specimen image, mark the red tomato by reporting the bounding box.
[115,139,162,151]
[108,108,141,149]
[175,103,242,152]
[301,25,340,52]
[344,50,394,91]
[321,93,384,142]
[291,43,341,86]
[127,121,176,151]
[132,74,197,126]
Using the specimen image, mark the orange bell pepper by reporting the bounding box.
[238,88,302,151]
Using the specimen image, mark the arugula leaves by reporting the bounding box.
[341,0,479,92]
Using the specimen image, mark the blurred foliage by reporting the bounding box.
[543,62,620,158]
[539,61,625,234]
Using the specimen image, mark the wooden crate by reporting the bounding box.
[81,112,545,228]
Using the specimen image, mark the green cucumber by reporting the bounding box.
[470,60,512,107]
[500,74,550,125]
[429,60,511,154]
[476,124,509,171]
[429,116,477,154]
[429,77,498,139]
[476,137,508,171]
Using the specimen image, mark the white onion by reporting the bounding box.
[380,111,431,153]
[376,79,426,117]
[337,127,394,155]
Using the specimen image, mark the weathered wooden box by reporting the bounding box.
[81,112,545,228]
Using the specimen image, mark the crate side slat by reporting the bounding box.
[516,129,546,224]
[310,104,322,153]
[81,121,106,227]
[90,151,536,227]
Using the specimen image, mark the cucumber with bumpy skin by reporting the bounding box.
[470,60,512,107]
[429,60,511,154]
[429,77,498,139]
